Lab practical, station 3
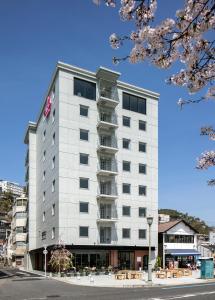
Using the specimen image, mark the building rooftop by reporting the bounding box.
[158,219,199,234]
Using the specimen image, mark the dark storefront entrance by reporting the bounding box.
[118,251,135,270]
[73,252,109,269]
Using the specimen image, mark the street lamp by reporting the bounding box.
[147,216,153,284]
[43,245,48,278]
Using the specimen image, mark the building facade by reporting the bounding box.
[10,195,28,267]
[0,180,24,197]
[24,62,159,271]
[158,220,200,269]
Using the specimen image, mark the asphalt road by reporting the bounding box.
[0,268,215,300]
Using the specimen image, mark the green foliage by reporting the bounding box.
[154,256,162,269]
[49,246,73,273]
[0,192,14,214]
[159,208,211,235]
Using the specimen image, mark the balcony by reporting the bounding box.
[97,135,118,154]
[97,180,118,200]
[15,233,27,242]
[97,77,119,108]
[97,157,118,176]
[97,111,118,130]
[98,226,118,244]
[97,204,118,222]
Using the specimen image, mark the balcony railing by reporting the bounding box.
[97,135,118,153]
[97,158,118,176]
[98,226,118,244]
[97,181,118,200]
[97,207,118,221]
[97,111,118,129]
[97,80,119,107]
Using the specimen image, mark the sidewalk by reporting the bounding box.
[22,269,215,288]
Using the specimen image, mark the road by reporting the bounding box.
[0,268,215,300]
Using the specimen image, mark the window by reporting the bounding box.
[80,105,88,117]
[123,138,130,149]
[16,212,27,219]
[123,93,146,114]
[52,180,55,192]
[165,234,194,243]
[52,109,55,123]
[52,156,55,169]
[79,178,89,189]
[43,150,46,161]
[139,142,146,152]
[52,132,55,145]
[139,163,146,174]
[79,226,89,237]
[74,78,96,100]
[43,130,46,141]
[123,183,130,194]
[122,228,130,239]
[80,129,89,141]
[123,116,130,127]
[123,161,131,172]
[42,231,46,240]
[43,191,46,202]
[122,206,130,216]
[139,120,146,131]
[139,229,146,239]
[43,212,45,222]
[52,204,55,216]
[43,171,46,181]
[80,202,89,213]
[80,153,89,165]
[139,207,146,217]
[139,185,146,196]
[52,227,55,239]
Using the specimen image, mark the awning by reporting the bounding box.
[166,249,201,256]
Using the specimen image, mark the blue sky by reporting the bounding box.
[0,1,214,226]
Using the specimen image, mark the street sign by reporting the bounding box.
[43,249,48,255]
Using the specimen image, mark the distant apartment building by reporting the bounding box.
[10,194,28,267]
[0,180,24,197]
[24,62,159,271]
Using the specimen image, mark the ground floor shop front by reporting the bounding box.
[28,245,155,272]
[165,249,201,269]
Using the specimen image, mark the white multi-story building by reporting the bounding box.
[24,62,159,271]
[0,180,24,197]
[10,194,28,267]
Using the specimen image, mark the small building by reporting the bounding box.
[0,180,24,197]
[158,220,200,268]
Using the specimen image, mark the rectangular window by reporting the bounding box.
[52,156,55,169]
[122,206,130,216]
[74,78,96,100]
[122,228,130,239]
[43,212,45,222]
[52,109,55,123]
[123,183,130,194]
[80,153,89,165]
[139,142,146,152]
[123,161,131,172]
[52,180,55,192]
[42,231,46,240]
[80,202,89,213]
[80,129,89,141]
[123,138,130,149]
[139,185,146,196]
[123,93,146,115]
[52,132,55,145]
[52,227,55,239]
[139,207,146,217]
[43,150,46,161]
[79,178,89,189]
[80,105,89,117]
[43,191,46,202]
[139,229,146,239]
[79,226,89,237]
[139,163,146,174]
[123,116,130,127]
[52,204,55,216]
[43,130,46,141]
[43,171,46,181]
[139,120,146,131]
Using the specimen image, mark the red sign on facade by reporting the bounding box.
[44,95,52,117]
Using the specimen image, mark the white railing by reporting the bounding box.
[98,135,118,149]
[98,158,118,173]
[98,181,118,196]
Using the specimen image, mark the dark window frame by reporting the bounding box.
[79,177,89,189]
[123,183,131,194]
[80,105,89,117]
[80,153,89,165]
[139,185,146,196]
[123,160,131,172]
[122,228,131,239]
[80,129,89,141]
[139,229,146,239]
[123,138,130,149]
[123,116,131,127]
[139,142,146,153]
[79,202,89,213]
[122,206,131,217]
[139,120,146,131]
[139,207,146,217]
[139,163,146,174]
[123,92,146,115]
[79,226,89,237]
[74,77,96,101]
